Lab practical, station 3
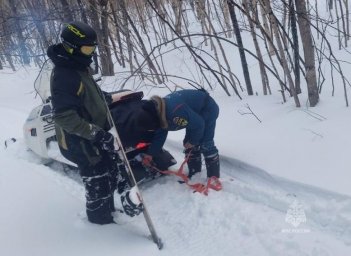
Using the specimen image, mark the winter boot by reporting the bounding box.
[80,161,116,225]
[83,175,115,224]
[185,147,202,179]
[205,153,220,178]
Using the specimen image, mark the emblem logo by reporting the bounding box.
[285,200,307,227]
[67,24,86,38]
[173,117,188,126]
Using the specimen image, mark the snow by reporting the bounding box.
[1,65,351,255]
[1,2,351,253]
[214,94,351,197]
[0,147,157,256]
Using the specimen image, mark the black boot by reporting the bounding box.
[205,153,220,178]
[81,162,115,225]
[185,147,202,179]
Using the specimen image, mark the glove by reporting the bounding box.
[120,187,144,217]
[141,154,153,167]
[93,130,115,152]
[184,142,195,150]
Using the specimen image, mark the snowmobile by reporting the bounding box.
[22,61,176,183]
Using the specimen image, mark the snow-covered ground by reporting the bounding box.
[1,64,351,256]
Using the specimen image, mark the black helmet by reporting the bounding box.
[61,21,97,51]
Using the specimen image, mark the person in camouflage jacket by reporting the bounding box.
[47,21,141,224]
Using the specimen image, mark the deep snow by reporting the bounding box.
[1,1,351,253]
[1,66,351,256]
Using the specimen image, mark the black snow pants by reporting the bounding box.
[59,133,118,224]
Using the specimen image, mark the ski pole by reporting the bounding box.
[103,95,163,250]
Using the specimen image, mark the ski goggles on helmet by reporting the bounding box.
[80,45,96,56]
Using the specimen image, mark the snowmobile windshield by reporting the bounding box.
[34,60,54,103]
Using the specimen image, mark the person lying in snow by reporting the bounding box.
[135,89,220,179]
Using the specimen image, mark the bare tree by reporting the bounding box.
[243,0,270,95]
[7,0,30,65]
[0,0,348,109]
[87,0,114,76]
[227,0,253,95]
[295,0,319,106]
[58,0,73,21]
[289,0,301,94]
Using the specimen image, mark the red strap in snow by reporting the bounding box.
[135,142,149,149]
[151,152,222,195]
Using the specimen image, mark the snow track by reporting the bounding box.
[2,139,351,255]
[220,155,351,245]
[156,141,351,255]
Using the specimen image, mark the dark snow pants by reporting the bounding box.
[183,95,220,178]
[59,133,117,224]
[183,95,219,158]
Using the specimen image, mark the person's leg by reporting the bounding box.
[200,141,220,178]
[201,98,220,178]
[80,161,114,224]
[60,136,114,224]
[184,146,202,179]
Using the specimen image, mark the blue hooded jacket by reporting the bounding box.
[147,89,219,156]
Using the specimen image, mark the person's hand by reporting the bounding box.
[93,130,115,152]
[141,154,153,167]
[184,142,194,149]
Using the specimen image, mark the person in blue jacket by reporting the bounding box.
[136,89,220,178]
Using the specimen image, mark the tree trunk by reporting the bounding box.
[195,0,208,46]
[119,0,134,72]
[335,0,342,50]
[328,0,333,10]
[110,1,125,68]
[76,0,89,23]
[290,0,301,94]
[337,0,347,47]
[59,0,74,21]
[259,2,275,56]
[99,0,114,75]
[261,0,300,107]
[345,0,350,40]
[227,0,253,95]
[23,0,50,49]
[123,1,163,83]
[221,0,232,37]
[88,0,114,76]
[295,0,319,106]
[243,0,270,95]
[171,0,183,35]
[8,0,30,65]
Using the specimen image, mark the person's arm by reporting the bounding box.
[51,70,102,140]
[146,129,168,156]
[54,109,101,140]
